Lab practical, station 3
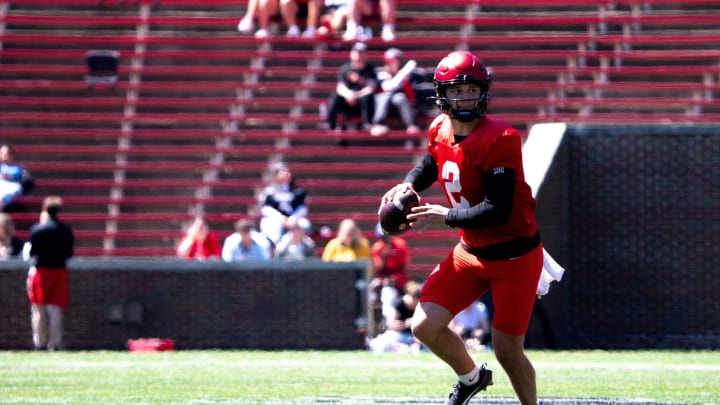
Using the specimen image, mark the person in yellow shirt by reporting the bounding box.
[321,218,370,262]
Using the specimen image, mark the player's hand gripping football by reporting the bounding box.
[379,182,415,212]
[378,183,421,235]
[406,203,449,231]
[380,183,450,232]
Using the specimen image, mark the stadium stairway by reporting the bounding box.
[1,0,719,276]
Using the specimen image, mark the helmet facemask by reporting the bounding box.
[435,77,492,122]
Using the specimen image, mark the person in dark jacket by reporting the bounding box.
[25,196,74,351]
[325,42,377,131]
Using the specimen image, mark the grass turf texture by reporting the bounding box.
[0,350,718,404]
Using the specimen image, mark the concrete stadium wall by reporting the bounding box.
[0,259,368,350]
[530,124,720,349]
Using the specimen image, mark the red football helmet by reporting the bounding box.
[433,51,492,121]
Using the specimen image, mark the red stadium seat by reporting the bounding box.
[2,0,719,271]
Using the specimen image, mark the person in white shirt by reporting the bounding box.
[258,162,310,245]
[450,300,491,351]
[273,218,315,260]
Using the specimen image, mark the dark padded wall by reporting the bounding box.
[542,125,720,349]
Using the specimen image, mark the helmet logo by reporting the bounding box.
[456,74,476,81]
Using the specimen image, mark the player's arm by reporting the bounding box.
[380,152,436,207]
[403,152,438,193]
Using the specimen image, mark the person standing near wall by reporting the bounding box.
[24,196,74,351]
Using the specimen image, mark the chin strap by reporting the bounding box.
[451,109,480,122]
[428,96,487,121]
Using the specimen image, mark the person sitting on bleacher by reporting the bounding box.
[238,0,275,38]
[342,0,396,42]
[316,0,351,38]
[238,0,322,38]
[176,217,222,261]
[222,218,272,261]
[0,144,33,212]
[367,280,423,353]
[0,213,23,259]
[369,48,421,137]
[273,218,316,260]
[258,162,311,246]
[324,42,377,132]
[281,0,322,38]
[450,299,491,351]
[321,218,370,262]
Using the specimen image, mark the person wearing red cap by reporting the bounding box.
[370,48,421,137]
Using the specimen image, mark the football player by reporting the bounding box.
[380,51,543,405]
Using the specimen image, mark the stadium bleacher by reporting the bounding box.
[1,0,719,276]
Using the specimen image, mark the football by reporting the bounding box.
[378,189,421,236]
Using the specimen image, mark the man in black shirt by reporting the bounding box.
[25,196,74,351]
[325,42,377,131]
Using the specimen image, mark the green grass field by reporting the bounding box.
[1,350,718,404]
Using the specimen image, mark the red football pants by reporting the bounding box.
[420,243,543,336]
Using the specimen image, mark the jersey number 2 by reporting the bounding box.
[441,161,470,209]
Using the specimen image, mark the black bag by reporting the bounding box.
[20,169,34,194]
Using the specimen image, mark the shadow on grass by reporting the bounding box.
[228,397,688,405]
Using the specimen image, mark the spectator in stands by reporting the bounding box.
[0,213,23,259]
[368,280,423,353]
[0,144,32,212]
[321,218,370,262]
[222,218,272,261]
[176,217,222,261]
[450,299,491,351]
[258,162,310,246]
[238,0,321,38]
[237,0,267,37]
[369,223,409,320]
[274,218,316,260]
[324,42,377,132]
[343,0,396,42]
[370,48,421,137]
[237,0,280,38]
[282,0,323,38]
[24,196,74,351]
[316,0,351,39]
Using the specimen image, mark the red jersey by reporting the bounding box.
[182,233,222,260]
[426,114,538,249]
[371,237,410,275]
[370,236,410,290]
